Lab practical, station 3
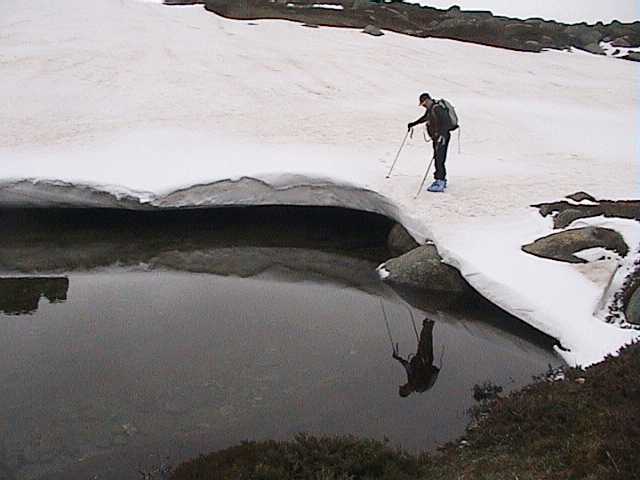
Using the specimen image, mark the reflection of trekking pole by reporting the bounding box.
[414,154,435,199]
[380,299,396,354]
[386,130,411,179]
[403,304,419,343]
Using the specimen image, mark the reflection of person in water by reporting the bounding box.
[392,319,440,397]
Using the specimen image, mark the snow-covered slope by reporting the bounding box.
[1,0,639,365]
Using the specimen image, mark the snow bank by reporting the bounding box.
[1,0,638,366]
[0,175,424,239]
[433,210,640,367]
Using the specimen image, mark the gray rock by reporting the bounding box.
[566,191,597,203]
[626,285,640,324]
[380,244,469,293]
[566,24,602,46]
[432,17,471,31]
[504,23,535,37]
[581,42,606,55]
[537,20,565,35]
[624,52,640,62]
[522,227,629,264]
[445,5,462,17]
[554,208,595,229]
[524,18,545,26]
[362,24,383,36]
[351,0,369,9]
[611,36,632,47]
[387,223,420,257]
[524,40,542,50]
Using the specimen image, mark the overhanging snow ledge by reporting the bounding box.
[0,176,430,243]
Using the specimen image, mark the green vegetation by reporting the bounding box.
[170,342,640,480]
[170,434,427,480]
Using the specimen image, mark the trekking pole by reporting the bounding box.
[386,129,411,179]
[414,155,435,199]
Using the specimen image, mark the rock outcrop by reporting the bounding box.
[522,227,629,264]
[379,244,469,293]
[532,192,640,229]
[526,193,640,326]
[386,223,420,257]
[162,0,640,59]
[626,281,640,324]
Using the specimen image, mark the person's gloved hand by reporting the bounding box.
[407,122,415,131]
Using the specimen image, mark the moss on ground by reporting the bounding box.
[170,342,640,480]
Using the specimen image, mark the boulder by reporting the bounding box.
[522,227,629,264]
[504,23,535,37]
[351,0,369,9]
[478,17,505,35]
[362,24,384,36]
[624,52,640,62]
[566,191,597,203]
[524,40,542,51]
[445,5,462,17]
[433,15,504,40]
[581,42,606,55]
[433,17,473,32]
[604,21,637,42]
[554,208,598,229]
[565,24,602,47]
[626,284,640,324]
[611,36,632,47]
[380,244,469,293]
[387,223,420,257]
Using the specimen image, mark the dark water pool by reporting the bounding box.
[0,207,561,480]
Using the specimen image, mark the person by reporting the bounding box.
[407,93,452,192]
[392,319,440,397]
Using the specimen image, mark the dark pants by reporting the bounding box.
[432,132,451,181]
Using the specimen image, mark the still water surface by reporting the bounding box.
[0,208,561,480]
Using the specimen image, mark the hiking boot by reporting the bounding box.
[427,180,446,192]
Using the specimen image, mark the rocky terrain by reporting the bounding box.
[166,0,640,60]
[379,192,640,328]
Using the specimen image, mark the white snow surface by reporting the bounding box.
[436,212,640,367]
[2,0,639,365]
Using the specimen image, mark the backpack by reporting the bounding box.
[437,99,459,132]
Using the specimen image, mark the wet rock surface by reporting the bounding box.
[380,244,469,293]
[165,0,640,58]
